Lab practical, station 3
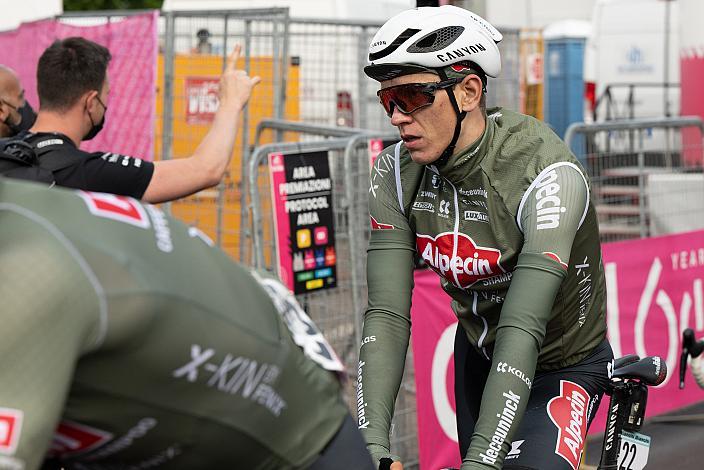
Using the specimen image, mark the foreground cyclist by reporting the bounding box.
[358,6,613,470]
[0,177,374,469]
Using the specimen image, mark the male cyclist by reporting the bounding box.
[358,6,613,470]
[0,177,374,470]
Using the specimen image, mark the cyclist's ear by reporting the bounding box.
[457,74,483,113]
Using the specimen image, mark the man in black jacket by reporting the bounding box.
[19,37,259,203]
[0,65,36,139]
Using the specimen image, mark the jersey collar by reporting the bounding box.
[434,111,495,184]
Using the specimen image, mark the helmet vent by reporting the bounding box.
[407,26,464,53]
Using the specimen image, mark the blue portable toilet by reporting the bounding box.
[543,20,592,160]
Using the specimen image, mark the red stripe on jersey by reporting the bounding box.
[370,215,395,230]
[543,252,568,271]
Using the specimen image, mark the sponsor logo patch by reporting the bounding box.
[464,210,488,223]
[479,390,521,465]
[431,174,441,189]
[416,232,504,288]
[496,362,532,389]
[36,138,64,148]
[575,256,592,327]
[438,200,450,217]
[412,201,434,212]
[506,440,524,460]
[357,361,370,429]
[547,380,590,470]
[534,169,567,230]
[172,344,288,417]
[0,408,22,455]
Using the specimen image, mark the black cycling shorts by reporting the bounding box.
[308,413,375,470]
[454,326,613,470]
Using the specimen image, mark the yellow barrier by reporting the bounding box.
[155,53,300,259]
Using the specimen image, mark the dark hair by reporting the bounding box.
[36,37,111,111]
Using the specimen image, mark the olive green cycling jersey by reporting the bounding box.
[359,108,607,469]
[0,178,348,470]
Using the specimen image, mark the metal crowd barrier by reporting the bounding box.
[565,116,704,242]
[246,132,421,467]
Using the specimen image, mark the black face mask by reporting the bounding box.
[4,100,37,135]
[83,96,107,141]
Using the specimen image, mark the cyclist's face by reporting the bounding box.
[380,72,458,165]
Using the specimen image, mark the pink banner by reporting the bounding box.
[590,229,704,432]
[268,152,293,289]
[410,270,461,470]
[0,12,158,161]
[411,229,704,469]
[680,55,704,167]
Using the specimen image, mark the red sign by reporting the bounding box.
[0,408,23,455]
[185,77,220,124]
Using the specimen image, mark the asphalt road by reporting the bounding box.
[584,400,704,469]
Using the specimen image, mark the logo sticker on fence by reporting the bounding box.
[269,150,337,294]
[185,77,220,124]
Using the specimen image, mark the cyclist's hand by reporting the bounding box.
[219,44,261,110]
[367,443,402,470]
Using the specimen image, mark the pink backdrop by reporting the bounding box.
[680,55,704,167]
[0,12,158,161]
[268,152,293,290]
[411,229,704,469]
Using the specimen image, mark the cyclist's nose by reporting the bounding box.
[389,102,412,125]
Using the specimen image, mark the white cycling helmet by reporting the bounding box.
[364,5,503,82]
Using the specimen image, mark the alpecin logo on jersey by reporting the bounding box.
[547,380,590,470]
[416,232,504,288]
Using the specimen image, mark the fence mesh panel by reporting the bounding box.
[567,119,704,243]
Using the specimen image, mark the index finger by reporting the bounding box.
[226,43,242,71]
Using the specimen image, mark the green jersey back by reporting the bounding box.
[0,179,347,470]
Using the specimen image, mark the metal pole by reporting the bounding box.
[358,26,370,130]
[664,0,672,118]
[215,14,230,249]
[281,11,291,125]
[161,11,176,215]
[239,19,253,263]
[637,149,647,238]
[272,15,284,142]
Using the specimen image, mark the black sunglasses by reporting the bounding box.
[377,78,462,117]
